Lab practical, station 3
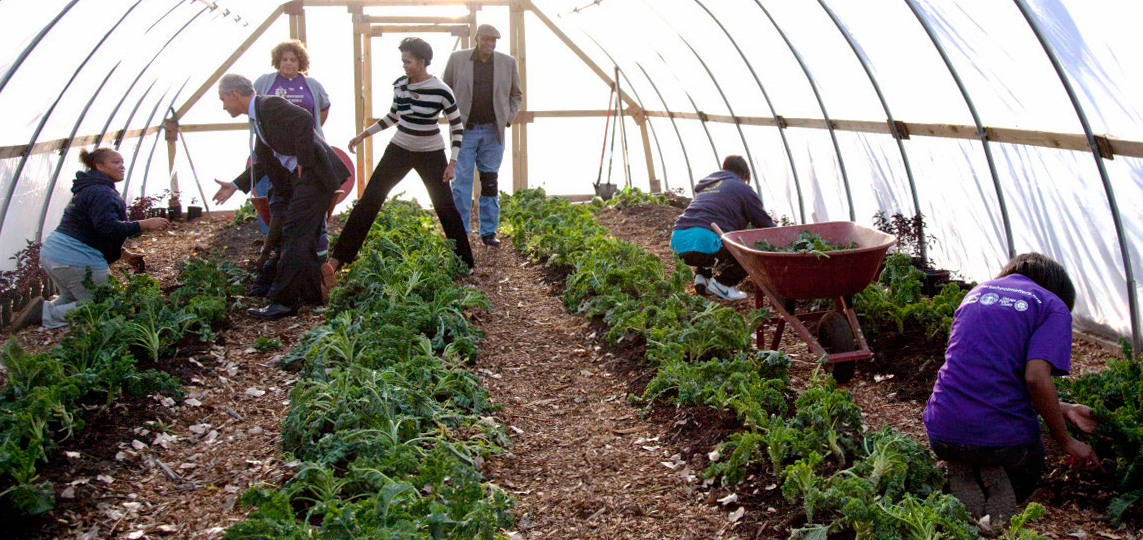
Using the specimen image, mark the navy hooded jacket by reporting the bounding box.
[673,170,774,233]
[53,170,141,264]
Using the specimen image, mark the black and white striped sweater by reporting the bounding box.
[365,75,463,161]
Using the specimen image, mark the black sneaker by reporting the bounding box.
[481,234,501,247]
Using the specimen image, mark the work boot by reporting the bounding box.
[481,234,501,247]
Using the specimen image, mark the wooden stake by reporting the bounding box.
[512,0,528,191]
[363,34,374,180]
[351,7,367,196]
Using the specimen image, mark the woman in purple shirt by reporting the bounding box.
[923,253,1099,528]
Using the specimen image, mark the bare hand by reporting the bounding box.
[348,135,364,154]
[1063,403,1099,433]
[139,217,169,231]
[443,161,456,183]
[1064,437,1102,471]
[212,179,238,205]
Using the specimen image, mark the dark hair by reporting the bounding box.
[997,252,1076,311]
[399,37,433,66]
[78,147,116,170]
[270,40,310,73]
[722,155,750,182]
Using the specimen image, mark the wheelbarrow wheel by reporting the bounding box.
[818,312,857,383]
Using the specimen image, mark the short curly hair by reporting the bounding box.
[399,37,433,66]
[270,40,310,73]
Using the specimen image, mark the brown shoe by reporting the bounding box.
[320,262,336,303]
[10,296,44,332]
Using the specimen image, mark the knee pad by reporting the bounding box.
[479,171,499,197]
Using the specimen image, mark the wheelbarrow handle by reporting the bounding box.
[711,222,752,252]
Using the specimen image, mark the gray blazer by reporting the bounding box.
[441,48,523,144]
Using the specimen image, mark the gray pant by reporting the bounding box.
[40,256,111,328]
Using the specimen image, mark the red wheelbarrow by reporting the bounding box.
[712,222,896,383]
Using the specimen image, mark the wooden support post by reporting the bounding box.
[636,112,658,192]
[363,33,374,180]
[466,6,477,49]
[510,1,528,191]
[286,1,307,43]
[351,7,367,195]
[164,118,181,203]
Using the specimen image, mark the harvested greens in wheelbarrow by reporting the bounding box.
[753,230,857,258]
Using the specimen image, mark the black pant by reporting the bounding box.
[679,247,747,286]
[332,144,474,268]
[929,438,1045,503]
[268,175,333,307]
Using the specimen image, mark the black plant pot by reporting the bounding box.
[147,207,167,219]
[921,269,951,297]
[187,206,203,221]
[168,204,182,221]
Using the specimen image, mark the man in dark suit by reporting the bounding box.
[213,73,347,318]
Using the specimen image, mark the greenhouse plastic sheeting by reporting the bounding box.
[0,0,1139,344]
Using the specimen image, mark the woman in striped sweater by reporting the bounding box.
[328,37,474,281]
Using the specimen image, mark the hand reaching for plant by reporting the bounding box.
[1063,438,1103,472]
[139,217,169,231]
[1062,402,1099,433]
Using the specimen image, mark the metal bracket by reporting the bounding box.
[1093,134,1115,160]
[891,119,910,140]
[163,118,179,142]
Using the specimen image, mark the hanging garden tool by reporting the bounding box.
[593,81,618,200]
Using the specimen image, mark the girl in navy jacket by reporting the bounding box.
[11,148,168,330]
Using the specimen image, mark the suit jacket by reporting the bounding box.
[232,95,348,197]
[441,49,523,144]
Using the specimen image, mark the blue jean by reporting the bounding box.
[451,123,505,237]
[40,256,112,329]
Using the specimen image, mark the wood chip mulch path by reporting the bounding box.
[468,239,736,540]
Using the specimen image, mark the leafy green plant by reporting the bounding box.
[855,253,967,339]
[227,200,512,538]
[782,452,826,524]
[605,186,668,209]
[753,230,857,258]
[231,200,257,225]
[253,336,283,352]
[1058,356,1143,523]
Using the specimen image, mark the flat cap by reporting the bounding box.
[476,23,501,39]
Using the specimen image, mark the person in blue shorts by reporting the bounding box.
[670,155,773,301]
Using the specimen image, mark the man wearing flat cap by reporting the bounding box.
[442,23,523,247]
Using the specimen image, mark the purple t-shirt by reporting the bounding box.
[923,274,1072,447]
[266,74,316,114]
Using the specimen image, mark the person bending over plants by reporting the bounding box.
[670,155,774,301]
[923,252,1100,530]
[10,147,169,330]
